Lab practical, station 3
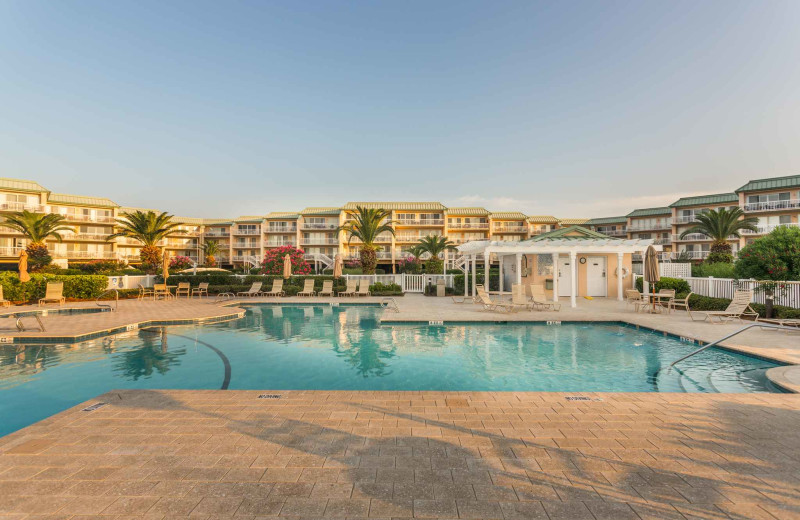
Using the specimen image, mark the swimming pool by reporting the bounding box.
[0,304,782,436]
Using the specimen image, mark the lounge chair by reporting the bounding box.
[0,286,11,307]
[689,290,758,323]
[338,279,357,297]
[476,286,513,313]
[318,280,334,297]
[667,292,692,314]
[237,282,263,297]
[153,283,172,300]
[298,279,316,296]
[138,283,154,301]
[191,282,209,298]
[175,282,191,298]
[38,282,65,306]
[528,284,561,311]
[262,279,285,297]
[357,279,371,297]
[453,283,483,304]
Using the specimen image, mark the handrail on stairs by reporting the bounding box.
[670,322,798,367]
[96,289,119,312]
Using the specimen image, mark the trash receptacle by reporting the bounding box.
[436,278,446,297]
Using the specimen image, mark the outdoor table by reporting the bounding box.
[645,293,672,313]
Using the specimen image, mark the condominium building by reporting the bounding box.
[1,173,798,269]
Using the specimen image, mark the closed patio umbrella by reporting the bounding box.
[282,254,291,279]
[333,254,343,279]
[643,245,660,312]
[18,250,30,283]
[162,250,170,285]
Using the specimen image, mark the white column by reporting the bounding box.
[464,257,469,297]
[471,254,477,297]
[515,253,522,286]
[617,252,624,301]
[570,251,577,308]
[498,255,504,294]
[552,253,559,302]
[484,252,491,292]
[641,248,649,295]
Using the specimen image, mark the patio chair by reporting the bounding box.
[338,279,358,297]
[38,282,65,306]
[262,279,285,297]
[153,283,172,300]
[476,289,514,313]
[624,289,649,313]
[191,282,209,298]
[137,283,154,301]
[318,280,334,297]
[237,281,263,298]
[357,279,371,297]
[175,282,191,298]
[528,284,561,311]
[656,289,675,309]
[298,279,316,296]
[668,292,692,314]
[0,285,11,307]
[689,290,758,323]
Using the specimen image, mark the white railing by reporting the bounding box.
[233,229,260,235]
[349,234,392,244]
[741,223,799,235]
[652,237,672,245]
[265,241,295,247]
[627,221,672,231]
[61,214,116,223]
[674,215,699,224]
[447,223,489,230]
[52,250,117,259]
[344,273,454,293]
[63,233,111,241]
[205,231,230,237]
[266,226,297,233]
[106,274,157,290]
[396,219,444,226]
[0,246,24,257]
[598,229,627,237]
[300,238,338,245]
[0,203,45,212]
[492,225,527,233]
[744,199,800,212]
[634,274,800,309]
[301,223,337,230]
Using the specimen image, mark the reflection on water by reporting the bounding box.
[0,304,782,437]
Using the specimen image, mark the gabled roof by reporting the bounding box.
[446,207,490,216]
[626,207,671,218]
[343,202,446,211]
[525,225,612,242]
[527,215,559,224]
[669,193,738,208]
[489,211,527,220]
[234,215,266,223]
[265,212,300,220]
[48,193,119,208]
[300,207,341,216]
[0,177,49,193]
[585,216,627,225]
[558,218,589,225]
[736,174,800,193]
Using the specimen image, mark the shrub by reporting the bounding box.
[369,282,403,295]
[424,284,455,296]
[454,270,500,294]
[681,293,800,319]
[27,244,52,272]
[168,256,194,271]
[260,246,311,276]
[0,272,108,303]
[692,262,736,278]
[74,259,129,275]
[397,257,422,274]
[736,226,800,282]
[635,276,691,294]
[424,257,444,274]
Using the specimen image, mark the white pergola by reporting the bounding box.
[456,238,660,308]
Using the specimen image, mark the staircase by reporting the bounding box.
[449,254,469,273]
[305,253,334,273]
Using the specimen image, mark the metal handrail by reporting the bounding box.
[96,289,119,312]
[670,322,798,367]
[380,297,400,313]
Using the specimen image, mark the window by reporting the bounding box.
[536,255,553,276]
[748,192,791,203]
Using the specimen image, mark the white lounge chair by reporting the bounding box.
[338,279,357,297]
[689,290,758,323]
[298,279,316,296]
[0,285,11,307]
[357,279,371,297]
[38,282,65,306]
[318,280,334,297]
[476,286,513,313]
[528,284,561,311]
[237,282,263,297]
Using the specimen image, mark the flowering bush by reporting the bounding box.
[344,257,362,269]
[169,256,194,271]
[260,246,311,276]
[397,256,422,274]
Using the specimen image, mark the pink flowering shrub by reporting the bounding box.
[259,246,311,276]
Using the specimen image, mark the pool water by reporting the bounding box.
[0,305,782,436]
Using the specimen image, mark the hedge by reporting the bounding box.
[634,276,691,294]
[683,293,800,319]
[0,272,108,303]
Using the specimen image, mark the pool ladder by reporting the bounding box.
[96,289,119,312]
[671,322,798,367]
[380,297,400,313]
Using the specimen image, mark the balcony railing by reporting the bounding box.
[300,223,337,230]
[395,235,442,242]
[233,242,260,249]
[652,237,672,245]
[349,234,393,244]
[265,241,295,247]
[233,229,260,235]
[205,231,231,237]
[492,225,527,233]
[744,199,800,212]
[266,226,297,233]
[741,222,799,235]
[0,203,45,213]
[60,214,116,224]
[396,219,444,226]
[672,233,738,242]
[627,221,672,231]
[52,250,117,259]
[301,238,339,246]
[598,229,627,237]
[0,246,24,257]
[447,222,489,230]
[674,215,700,224]
[62,233,112,241]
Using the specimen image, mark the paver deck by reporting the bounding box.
[2,389,800,519]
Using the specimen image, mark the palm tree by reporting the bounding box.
[1,210,73,270]
[416,235,457,273]
[107,210,186,270]
[338,206,395,274]
[679,207,758,263]
[203,240,221,267]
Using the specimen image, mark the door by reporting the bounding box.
[587,256,607,297]
[557,257,572,297]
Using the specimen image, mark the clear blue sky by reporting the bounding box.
[2,1,799,218]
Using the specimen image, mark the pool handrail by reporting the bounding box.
[670,322,798,367]
[95,289,119,312]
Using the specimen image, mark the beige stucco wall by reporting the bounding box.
[520,253,634,299]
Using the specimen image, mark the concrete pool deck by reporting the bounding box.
[1,389,800,519]
[3,294,799,391]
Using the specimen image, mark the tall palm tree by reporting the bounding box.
[338,206,395,274]
[107,210,185,269]
[2,210,73,270]
[679,207,758,263]
[203,240,221,267]
[416,235,457,273]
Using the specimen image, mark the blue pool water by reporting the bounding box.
[0,304,782,436]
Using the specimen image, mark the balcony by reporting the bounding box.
[60,214,116,224]
[632,252,672,261]
[52,250,117,259]
[492,225,527,233]
[233,229,260,235]
[301,237,339,246]
[652,237,672,245]
[300,223,337,230]
[396,219,444,226]
[205,231,231,237]
[266,226,297,233]
[265,241,295,247]
[447,222,489,230]
[0,203,45,213]
[598,229,627,237]
[672,233,738,242]
[744,199,800,212]
[627,221,672,231]
[62,233,112,241]
[741,222,799,235]
[0,246,24,257]
[233,242,260,249]
[674,215,700,224]
[395,235,438,243]
[349,251,392,260]
[349,234,393,244]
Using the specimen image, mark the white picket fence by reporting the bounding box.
[106,274,156,290]
[632,263,691,278]
[634,274,800,309]
[344,274,454,293]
